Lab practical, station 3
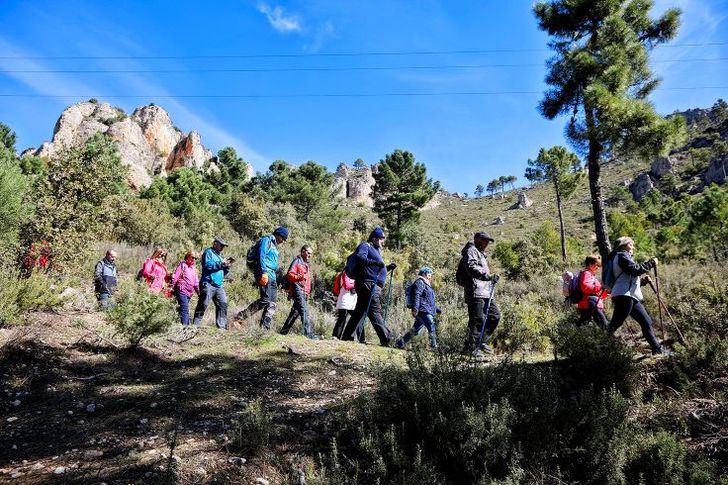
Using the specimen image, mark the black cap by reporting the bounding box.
[474,231,495,242]
[213,236,229,247]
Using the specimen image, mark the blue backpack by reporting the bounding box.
[566,271,584,304]
[602,252,618,291]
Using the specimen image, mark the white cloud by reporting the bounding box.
[257,2,303,33]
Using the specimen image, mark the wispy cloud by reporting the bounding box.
[304,21,336,52]
[257,2,303,33]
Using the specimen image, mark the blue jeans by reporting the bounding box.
[193,282,228,329]
[280,286,314,337]
[398,313,437,349]
[176,292,192,326]
[97,292,115,310]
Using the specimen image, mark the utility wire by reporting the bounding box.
[0,42,725,60]
[0,86,725,99]
[1,57,726,74]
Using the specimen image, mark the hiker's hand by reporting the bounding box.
[649,257,658,267]
[436,308,442,315]
[411,309,418,317]
[386,263,397,271]
[258,273,269,286]
[490,274,500,284]
[375,260,386,268]
[642,275,652,284]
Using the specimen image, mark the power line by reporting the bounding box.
[1,57,725,74]
[0,42,725,60]
[0,86,725,99]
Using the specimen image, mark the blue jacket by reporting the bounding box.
[354,241,386,283]
[200,247,229,287]
[412,276,439,316]
[94,258,117,294]
[258,235,280,281]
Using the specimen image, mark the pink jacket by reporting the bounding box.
[142,258,169,294]
[171,260,199,297]
[577,269,608,310]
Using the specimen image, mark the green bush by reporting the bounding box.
[658,338,728,397]
[552,323,638,397]
[625,431,686,485]
[233,399,272,456]
[106,195,186,247]
[0,270,63,327]
[105,281,176,347]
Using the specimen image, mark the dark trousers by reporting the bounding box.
[577,296,608,330]
[237,281,277,329]
[176,292,192,326]
[193,282,228,329]
[609,296,661,352]
[398,313,437,349]
[342,281,391,346]
[465,298,501,351]
[280,286,313,337]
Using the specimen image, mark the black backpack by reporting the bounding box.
[455,257,469,287]
[246,238,264,272]
[566,270,585,304]
[404,280,418,308]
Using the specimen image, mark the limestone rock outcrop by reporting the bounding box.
[26,100,214,188]
[333,163,376,207]
[509,191,533,210]
[629,173,655,201]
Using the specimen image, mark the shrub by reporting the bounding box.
[552,323,638,397]
[0,270,63,327]
[105,195,186,247]
[105,281,175,346]
[658,338,728,396]
[624,431,686,485]
[233,399,272,456]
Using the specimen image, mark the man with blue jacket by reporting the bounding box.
[193,237,232,329]
[341,227,396,346]
[396,267,440,349]
[237,226,289,330]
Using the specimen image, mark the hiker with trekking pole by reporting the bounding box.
[396,267,440,350]
[604,236,672,356]
[341,226,396,346]
[279,245,318,339]
[457,232,501,355]
[562,254,610,330]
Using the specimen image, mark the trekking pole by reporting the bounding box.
[652,266,666,341]
[474,280,497,355]
[646,280,687,345]
[382,269,395,326]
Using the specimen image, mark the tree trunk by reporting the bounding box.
[554,180,567,263]
[585,108,612,261]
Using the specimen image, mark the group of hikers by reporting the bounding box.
[93,226,671,356]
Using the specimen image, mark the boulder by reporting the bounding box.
[166,131,213,172]
[132,105,183,160]
[703,155,727,186]
[333,163,376,207]
[629,173,655,201]
[649,156,674,179]
[509,191,533,210]
[494,216,505,225]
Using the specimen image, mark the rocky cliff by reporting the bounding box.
[333,163,377,207]
[26,100,214,188]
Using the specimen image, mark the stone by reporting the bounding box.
[629,173,655,201]
[509,191,533,210]
[86,404,96,413]
[256,478,270,485]
[28,100,214,189]
[10,400,20,407]
[228,456,246,466]
[83,450,103,458]
[53,467,66,475]
[494,216,505,225]
[333,163,377,207]
[6,417,18,423]
[703,154,727,186]
[649,156,675,179]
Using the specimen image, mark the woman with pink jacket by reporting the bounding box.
[141,247,171,295]
[171,250,200,326]
[576,254,609,330]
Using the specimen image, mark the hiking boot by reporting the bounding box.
[395,338,405,349]
[652,345,674,356]
[479,343,494,354]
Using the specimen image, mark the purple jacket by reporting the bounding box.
[172,260,199,297]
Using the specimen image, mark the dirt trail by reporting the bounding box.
[0,312,392,484]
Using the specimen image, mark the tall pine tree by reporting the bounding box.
[525,146,583,262]
[534,0,685,260]
[372,149,439,248]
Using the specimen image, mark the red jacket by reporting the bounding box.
[287,256,312,296]
[577,269,608,310]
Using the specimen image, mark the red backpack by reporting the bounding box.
[333,272,344,296]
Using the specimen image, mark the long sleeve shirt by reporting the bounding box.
[171,260,199,297]
[258,235,280,281]
[200,247,228,287]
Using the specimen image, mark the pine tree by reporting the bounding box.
[534,0,685,260]
[525,146,583,262]
[372,149,439,248]
[475,184,485,198]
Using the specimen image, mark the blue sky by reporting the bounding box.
[0,0,726,193]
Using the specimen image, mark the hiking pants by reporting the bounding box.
[342,281,391,346]
[577,296,608,330]
[398,313,437,349]
[280,286,314,337]
[465,298,500,351]
[97,292,114,311]
[176,292,191,326]
[193,282,228,329]
[237,281,277,330]
[609,295,661,352]
[333,309,364,340]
